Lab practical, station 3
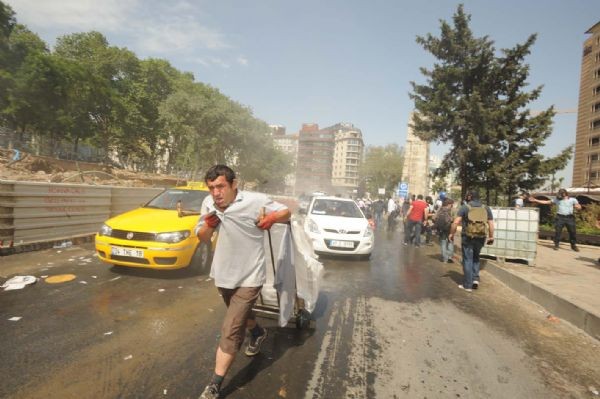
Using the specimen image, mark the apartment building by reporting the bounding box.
[572,21,600,188]
[295,123,334,195]
[329,123,364,196]
[270,125,298,194]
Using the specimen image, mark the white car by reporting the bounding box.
[303,196,374,259]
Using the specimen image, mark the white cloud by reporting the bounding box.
[191,56,230,69]
[237,56,249,66]
[9,0,230,55]
[9,0,137,32]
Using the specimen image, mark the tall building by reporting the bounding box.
[329,123,364,196]
[572,21,600,188]
[402,113,430,197]
[270,125,298,194]
[295,123,335,195]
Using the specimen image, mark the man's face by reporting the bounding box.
[207,175,237,209]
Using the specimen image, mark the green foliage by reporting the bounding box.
[410,5,572,204]
[0,2,292,187]
[360,144,404,195]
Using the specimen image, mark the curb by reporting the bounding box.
[485,260,600,341]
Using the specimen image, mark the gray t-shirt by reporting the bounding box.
[196,190,287,289]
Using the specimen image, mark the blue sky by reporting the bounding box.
[7,0,600,185]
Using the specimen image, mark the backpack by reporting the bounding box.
[465,205,488,238]
[434,207,452,233]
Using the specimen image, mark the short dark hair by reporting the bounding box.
[205,164,236,184]
[469,190,480,201]
[443,198,454,206]
[417,194,424,200]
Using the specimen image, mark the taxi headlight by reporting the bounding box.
[155,231,190,243]
[307,219,321,234]
[99,224,112,237]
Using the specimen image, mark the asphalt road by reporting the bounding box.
[1,226,599,399]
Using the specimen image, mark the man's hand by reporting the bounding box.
[256,213,278,230]
[204,213,220,229]
[448,234,454,242]
[486,237,494,245]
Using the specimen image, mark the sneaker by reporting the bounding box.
[458,284,472,293]
[472,280,479,289]
[553,245,559,251]
[199,383,220,399]
[571,245,580,252]
[446,259,454,264]
[245,327,268,356]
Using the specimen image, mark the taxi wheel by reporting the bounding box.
[190,242,212,275]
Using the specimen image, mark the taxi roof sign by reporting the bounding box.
[176,181,209,190]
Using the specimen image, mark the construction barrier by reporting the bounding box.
[0,180,163,254]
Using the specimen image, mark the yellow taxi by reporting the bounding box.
[95,182,212,272]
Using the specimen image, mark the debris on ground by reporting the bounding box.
[1,275,37,291]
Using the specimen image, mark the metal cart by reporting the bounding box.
[253,223,313,330]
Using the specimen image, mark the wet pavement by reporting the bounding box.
[1,227,599,398]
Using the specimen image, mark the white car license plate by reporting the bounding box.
[111,246,144,258]
[329,240,354,248]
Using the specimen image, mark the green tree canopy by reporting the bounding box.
[360,144,404,197]
[410,4,571,204]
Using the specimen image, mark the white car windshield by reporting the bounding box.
[311,199,364,218]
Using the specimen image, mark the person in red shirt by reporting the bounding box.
[404,194,429,247]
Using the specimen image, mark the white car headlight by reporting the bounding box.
[155,231,190,243]
[99,224,112,237]
[364,227,373,238]
[307,218,321,234]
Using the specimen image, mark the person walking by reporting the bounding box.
[528,188,581,251]
[449,190,494,292]
[424,196,435,245]
[404,194,429,247]
[196,165,291,399]
[372,198,385,229]
[435,198,455,263]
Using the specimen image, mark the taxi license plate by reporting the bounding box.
[111,246,144,258]
[329,240,354,248]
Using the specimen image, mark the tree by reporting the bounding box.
[360,144,404,196]
[410,5,571,204]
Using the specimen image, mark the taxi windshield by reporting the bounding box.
[311,199,363,218]
[145,189,209,212]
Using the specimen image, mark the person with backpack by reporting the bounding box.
[448,190,494,292]
[435,198,455,263]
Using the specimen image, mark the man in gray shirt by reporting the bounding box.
[196,165,291,399]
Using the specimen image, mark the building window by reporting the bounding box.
[594,102,600,113]
[595,85,600,96]
[589,153,599,164]
[593,119,600,130]
[596,68,600,79]
[584,46,593,56]
[591,136,600,147]
[597,52,600,62]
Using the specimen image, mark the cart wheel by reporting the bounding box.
[296,309,311,330]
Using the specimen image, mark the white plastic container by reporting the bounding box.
[480,207,539,266]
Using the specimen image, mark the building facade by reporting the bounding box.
[329,123,364,196]
[402,113,430,198]
[295,123,335,195]
[270,125,298,194]
[573,21,600,188]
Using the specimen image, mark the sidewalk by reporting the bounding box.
[482,239,600,341]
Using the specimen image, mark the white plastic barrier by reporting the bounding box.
[480,207,539,266]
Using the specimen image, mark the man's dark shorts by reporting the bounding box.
[217,286,262,354]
